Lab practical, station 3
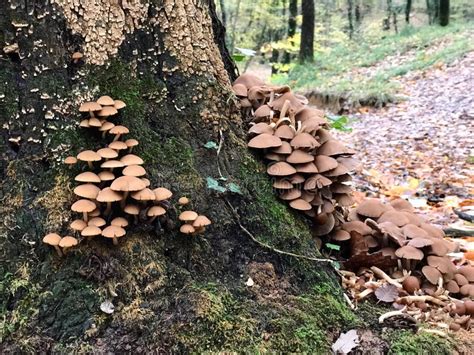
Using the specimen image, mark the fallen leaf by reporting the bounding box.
[245,277,254,287]
[375,284,399,303]
[331,329,359,354]
[100,300,115,314]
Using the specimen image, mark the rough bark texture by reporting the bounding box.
[0,0,355,352]
[299,0,314,63]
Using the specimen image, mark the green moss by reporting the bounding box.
[385,330,454,355]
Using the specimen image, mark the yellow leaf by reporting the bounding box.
[408,178,419,190]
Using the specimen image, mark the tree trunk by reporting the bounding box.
[299,0,315,63]
[218,0,227,28]
[0,0,348,352]
[347,0,354,39]
[355,1,361,25]
[439,0,450,26]
[405,0,412,23]
[283,0,298,64]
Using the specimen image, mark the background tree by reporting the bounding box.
[283,0,298,63]
[439,0,450,26]
[299,0,315,62]
[405,0,412,23]
[348,0,355,39]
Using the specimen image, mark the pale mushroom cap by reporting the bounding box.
[64,156,77,165]
[98,171,115,181]
[378,210,410,227]
[287,150,314,164]
[422,265,442,284]
[273,178,293,189]
[111,217,129,227]
[124,204,140,215]
[101,160,125,169]
[274,125,295,140]
[77,150,101,162]
[341,221,373,235]
[111,176,146,192]
[99,121,115,132]
[120,154,144,166]
[331,229,351,241]
[125,138,138,147]
[70,219,87,231]
[97,148,118,159]
[178,196,190,205]
[81,225,102,237]
[89,208,101,217]
[390,198,415,212]
[232,83,248,96]
[290,133,320,149]
[295,162,318,174]
[123,165,147,177]
[141,178,151,187]
[154,187,173,201]
[79,119,90,127]
[233,72,265,89]
[88,117,102,127]
[131,188,156,201]
[109,141,128,150]
[272,141,292,155]
[147,205,167,217]
[97,187,123,202]
[317,140,350,156]
[193,215,211,228]
[395,245,424,260]
[114,99,126,109]
[88,217,106,227]
[267,162,297,176]
[102,225,126,238]
[179,210,198,222]
[314,155,338,173]
[289,199,312,211]
[180,224,195,234]
[248,134,282,149]
[109,125,129,135]
[74,184,101,199]
[72,52,83,60]
[248,122,273,136]
[98,106,118,117]
[71,199,96,213]
[79,101,101,112]
[43,233,62,246]
[97,95,115,106]
[59,236,78,248]
[356,198,387,218]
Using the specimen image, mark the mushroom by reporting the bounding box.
[111,217,128,228]
[314,155,338,173]
[97,95,115,106]
[192,215,211,233]
[356,199,388,219]
[77,150,102,169]
[97,147,118,161]
[59,236,78,253]
[125,139,139,153]
[178,196,190,206]
[79,101,101,117]
[88,117,102,127]
[43,233,63,256]
[74,184,100,200]
[81,225,102,240]
[72,51,83,63]
[98,171,115,182]
[179,210,198,223]
[395,246,424,271]
[290,133,319,149]
[402,276,421,294]
[88,217,106,228]
[108,141,128,151]
[109,125,129,141]
[180,224,195,235]
[70,219,87,234]
[247,133,282,149]
[98,106,118,117]
[131,188,156,204]
[97,187,123,215]
[102,225,126,245]
[101,159,125,171]
[267,162,296,176]
[154,187,173,203]
[147,206,166,223]
[123,165,146,177]
[64,156,77,168]
[110,176,146,206]
[120,154,144,166]
[99,122,115,138]
[75,171,101,184]
[124,204,140,223]
[71,199,96,222]
[114,100,126,110]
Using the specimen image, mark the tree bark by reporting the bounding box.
[299,0,315,63]
[347,0,354,39]
[439,0,450,26]
[218,0,227,28]
[283,0,298,63]
[0,0,346,352]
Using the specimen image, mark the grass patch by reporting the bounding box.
[385,329,454,355]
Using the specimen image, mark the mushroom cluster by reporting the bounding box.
[55,97,172,248]
[232,73,356,236]
[43,233,78,256]
[177,197,212,235]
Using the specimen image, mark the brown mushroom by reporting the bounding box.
[102,225,126,245]
[179,210,198,223]
[79,101,101,117]
[402,276,420,294]
[58,236,78,253]
[180,224,195,235]
[74,184,100,200]
[99,121,115,138]
[109,141,128,151]
[356,199,388,219]
[71,199,96,222]
[64,156,77,168]
[192,215,211,233]
[81,225,102,239]
[147,206,167,223]
[111,217,128,228]
[109,125,129,141]
[70,219,87,234]
[267,162,297,176]
[248,133,282,149]
[154,187,173,202]
[125,138,139,153]
[114,100,126,110]
[97,187,123,214]
[124,204,140,223]
[43,233,63,256]
[77,150,101,169]
[395,246,424,270]
[120,154,144,166]
[72,52,83,63]
[97,147,119,160]
[123,165,146,177]
[97,95,115,106]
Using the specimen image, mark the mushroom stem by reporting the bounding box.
[105,202,112,215]
[149,216,157,224]
[54,245,63,257]
[89,110,95,118]
[102,131,107,139]
[134,215,138,224]
[120,192,129,208]
[357,287,374,300]
[128,147,134,153]
[113,134,121,142]
[379,307,407,323]
[82,212,89,222]
[280,99,290,119]
[370,266,403,288]
[397,295,446,307]
[87,161,93,169]
[112,237,118,246]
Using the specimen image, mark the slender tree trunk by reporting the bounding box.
[405,0,412,23]
[283,0,298,63]
[229,0,242,54]
[347,0,354,39]
[355,1,361,25]
[299,0,315,63]
[219,0,227,28]
[439,0,450,26]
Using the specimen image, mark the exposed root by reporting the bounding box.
[379,307,407,323]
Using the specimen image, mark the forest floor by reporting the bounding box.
[335,50,474,231]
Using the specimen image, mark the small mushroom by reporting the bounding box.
[124,204,140,223]
[71,51,83,63]
[79,101,102,118]
[178,196,190,206]
[77,150,102,169]
[180,224,195,235]
[110,176,146,206]
[154,187,173,202]
[70,219,87,234]
[192,215,211,233]
[179,210,198,223]
[43,233,63,256]
[97,95,115,106]
[71,199,96,222]
[97,187,123,215]
[111,217,129,228]
[81,225,102,240]
[109,125,129,141]
[64,156,77,168]
[102,225,126,245]
[59,236,78,253]
[125,139,139,152]
[147,205,166,223]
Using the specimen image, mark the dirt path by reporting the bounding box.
[337,51,474,224]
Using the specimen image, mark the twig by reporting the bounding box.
[216,128,225,180]
[397,295,447,306]
[379,307,407,323]
[454,209,474,223]
[370,266,403,288]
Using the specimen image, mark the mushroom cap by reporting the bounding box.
[402,224,429,239]
[407,238,434,248]
[427,255,456,274]
[240,98,252,108]
[64,156,77,165]
[101,160,125,169]
[111,217,129,227]
[317,140,351,156]
[290,174,306,184]
[193,215,211,228]
[295,162,318,174]
[335,193,354,207]
[304,174,332,190]
[273,178,293,190]
[290,133,320,149]
[248,122,273,136]
[296,107,325,122]
[74,184,101,199]
[123,165,147,177]
[179,210,198,222]
[272,141,292,155]
[141,178,151,187]
[265,152,285,161]
[420,223,445,239]
[131,188,156,201]
[71,199,96,213]
[274,125,295,140]
[114,100,126,109]
[278,188,301,200]
[79,119,90,127]
[316,128,334,144]
[458,266,474,282]
[267,162,297,176]
[178,196,190,205]
[232,83,248,97]
[401,212,423,226]
[99,121,115,132]
[102,225,126,239]
[395,246,424,260]
[402,276,421,294]
[98,106,118,117]
[446,280,460,294]
[70,219,87,231]
[59,236,78,248]
[313,213,336,237]
[125,138,139,148]
[254,105,272,118]
[147,205,166,217]
[109,141,128,151]
[79,101,101,112]
[154,187,173,201]
[180,224,195,235]
[98,171,115,182]
[89,208,101,217]
[287,150,314,164]
[124,204,140,215]
[356,198,388,218]
[459,284,474,297]
[77,150,101,163]
[453,274,468,286]
[378,210,410,227]
[248,134,282,149]
[314,155,338,173]
[341,221,373,235]
[390,198,415,212]
[81,225,102,237]
[331,229,351,241]
[97,95,115,106]
[97,187,123,202]
[88,117,102,127]
[97,148,118,159]
[120,154,144,166]
[233,72,265,88]
[43,233,62,246]
[109,125,129,135]
[324,164,350,177]
[110,176,146,192]
[422,265,442,284]
[289,198,312,211]
[268,91,305,113]
[88,217,106,227]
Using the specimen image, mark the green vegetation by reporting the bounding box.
[385,330,454,355]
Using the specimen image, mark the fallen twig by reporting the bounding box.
[397,295,447,307]
[370,266,403,288]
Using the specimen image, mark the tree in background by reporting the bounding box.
[405,0,412,23]
[439,0,450,26]
[347,0,354,39]
[283,0,298,63]
[299,0,315,62]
